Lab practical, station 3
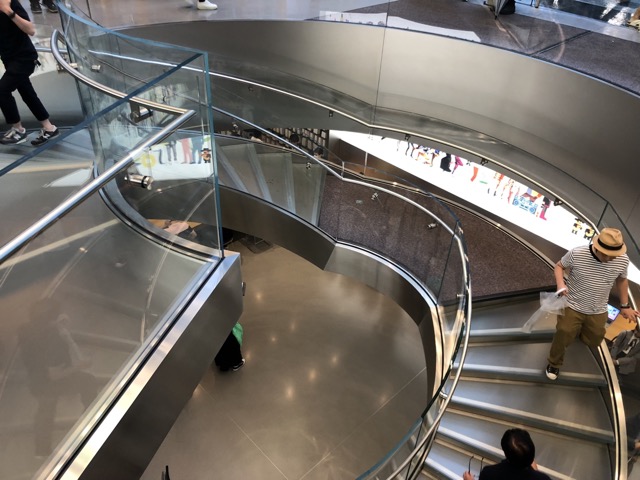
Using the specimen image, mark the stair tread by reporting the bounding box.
[470,297,543,331]
[451,379,612,438]
[431,421,611,479]
[460,341,605,381]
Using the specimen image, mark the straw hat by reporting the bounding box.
[592,227,627,257]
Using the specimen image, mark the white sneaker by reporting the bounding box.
[196,0,217,9]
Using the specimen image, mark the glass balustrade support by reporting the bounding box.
[0,110,194,264]
[50,30,190,117]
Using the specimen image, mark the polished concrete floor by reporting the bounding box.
[141,240,428,480]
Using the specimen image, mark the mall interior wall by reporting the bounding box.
[126,20,640,241]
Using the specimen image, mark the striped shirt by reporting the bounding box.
[561,245,628,315]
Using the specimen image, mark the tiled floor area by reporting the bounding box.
[141,241,428,480]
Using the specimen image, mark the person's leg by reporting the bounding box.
[0,68,29,144]
[0,69,23,126]
[548,307,583,367]
[214,332,243,371]
[11,60,59,145]
[16,77,53,126]
[579,312,608,347]
[42,0,59,13]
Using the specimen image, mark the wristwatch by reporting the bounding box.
[8,11,16,19]
[620,303,631,309]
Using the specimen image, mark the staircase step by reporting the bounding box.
[424,441,482,480]
[437,409,611,479]
[456,341,606,387]
[450,378,613,443]
[471,296,544,331]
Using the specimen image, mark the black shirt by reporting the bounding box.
[479,461,552,480]
[0,1,37,63]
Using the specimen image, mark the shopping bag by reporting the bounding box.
[539,289,568,314]
[522,290,567,333]
[522,309,555,333]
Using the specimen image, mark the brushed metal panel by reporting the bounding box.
[324,244,434,326]
[219,187,336,269]
[64,254,243,480]
[125,20,640,237]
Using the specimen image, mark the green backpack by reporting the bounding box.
[232,322,243,346]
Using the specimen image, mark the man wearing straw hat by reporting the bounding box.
[545,227,640,380]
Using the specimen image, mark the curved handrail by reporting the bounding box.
[47,15,628,478]
[49,22,472,480]
[0,110,194,265]
[50,30,188,116]
[45,28,639,258]
[70,41,640,265]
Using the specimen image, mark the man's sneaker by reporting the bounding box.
[43,0,58,13]
[232,359,245,371]
[1,127,28,145]
[30,2,43,13]
[545,364,559,380]
[197,0,218,10]
[31,128,59,146]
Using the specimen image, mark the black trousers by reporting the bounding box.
[214,333,243,371]
[0,58,50,125]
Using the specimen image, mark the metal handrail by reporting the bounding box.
[47,26,474,479]
[50,30,188,116]
[43,24,624,479]
[0,110,195,266]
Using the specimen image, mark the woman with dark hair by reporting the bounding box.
[463,428,551,479]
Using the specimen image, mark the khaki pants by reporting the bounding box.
[547,307,607,367]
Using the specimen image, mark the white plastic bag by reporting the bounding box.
[522,309,552,333]
[539,290,568,314]
[522,290,568,333]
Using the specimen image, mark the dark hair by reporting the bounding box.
[501,428,535,469]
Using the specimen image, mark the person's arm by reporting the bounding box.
[0,0,36,36]
[462,472,474,480]
[554,261,568,295]
[616,277,640,320]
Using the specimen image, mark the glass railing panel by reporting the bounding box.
[119,133,223,254]
[438,233,469,369]
[210,70,376,134]
[59,3,209,99]
[0,95,139,248]
[358,389,449,479]
[0,177,213,480]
